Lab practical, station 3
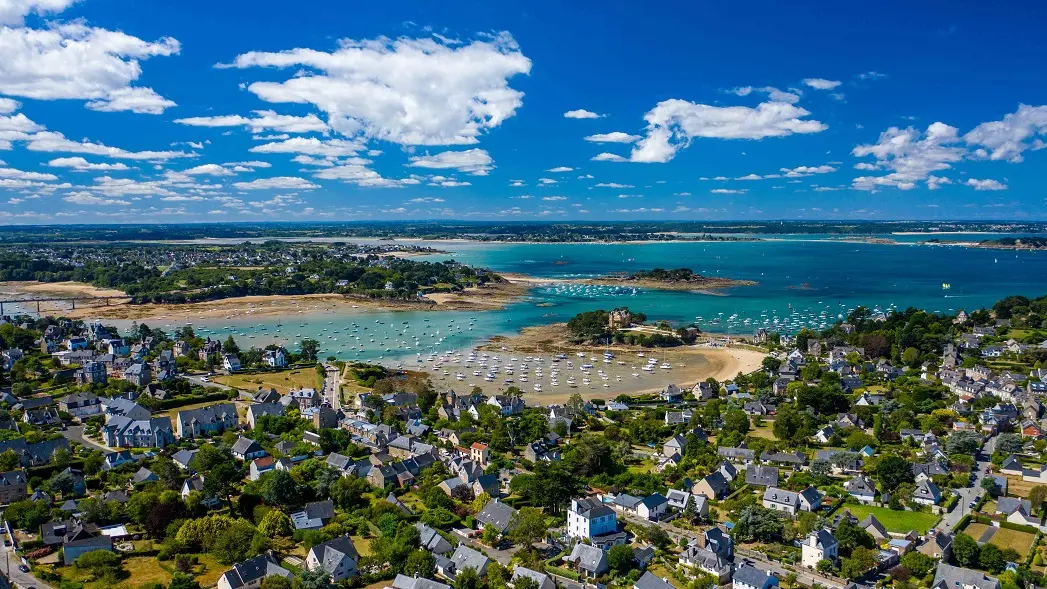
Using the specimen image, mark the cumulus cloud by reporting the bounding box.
[223,32,531,145]
[63,193,129,206]
[232,176,319,191]
[180,163,234,176]
[851,122,964,190]
[545,166,573,173]
[250,137,364,157]
[407,148,493,175]
[965,178,1007,191]
[595,182,633,188]
[0,0,79,26]
[780,164,836,177]
[629,99,827,163]
[26,131,195,161]
[564,109,602,119]
[46,157,129,171]
[0,22,179,113]
[175,110,329,134]
[803,78,841,90]
[584,131,641,143]
[591,152,627,162]
[541,196,566,201]
[963,104,1047,163]
[710,188,747,194]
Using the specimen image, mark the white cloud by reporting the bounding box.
[927,175,952,190]
[853,162,879,171]
[313,163,402,187]
[852,122,964,190]
[546,166,573,173]
[252,133,289,141]
[965,178,1007,191]
[227,160,272,169]
[803,78,841,90]
[224,32,531,145]
[180,163,234,176]
[758,87,800,104]
[710,188,748,194]
[0,22,179,113]
[46,156,128,171]
[26,131,195,160]
[780,164,836,177]
[727,87,752,97]
[0,98,20,114]
[963,104,1047,163]
[175,110,329,134]
[63,193,129,206]
[0,0,78,25]
[595,182,633,188]
[629,99,827,163]
[0,166,56,181]
[232,176,319,191]
[564,109,602,119]
[537,178,557,185]
[735,174,764,181]
[584,132,641,143]
[407,148,493,175]
[541,196,566,201]
[508,179,525,187]
[591,152,627,162]
[407,197,445,203]
[250,137,364,158]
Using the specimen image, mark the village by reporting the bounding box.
[0,293,1045,589]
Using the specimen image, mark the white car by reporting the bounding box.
[200,376,210,383]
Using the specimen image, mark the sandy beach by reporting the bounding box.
[0,279,532,321]
[419,322,766,404]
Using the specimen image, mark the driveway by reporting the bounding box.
[61,425,108,452]
[936,436,994,533]
[322,364,342,410]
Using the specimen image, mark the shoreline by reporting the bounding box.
[0,279,533,321]
[498,271,755,292]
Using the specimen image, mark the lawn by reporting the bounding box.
[749,424,777,440]
[1005,476,1038,498]
[963,522,992,542]
[843,504,939,534]
[214,368,322,394]
[50,553,227,589]
[351,535,374,557]
[989,528,1037,556]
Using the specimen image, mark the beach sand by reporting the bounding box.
[0,279,531,321]
[416,322,766,404]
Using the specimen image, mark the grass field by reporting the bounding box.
[1005,476,1038,498]
[351,535,374,557]
[989,527,1037,555]
[52,553,227,589]
[963,522,992,541]
[749,424,777,440]
[843,504,939,534]
[214,368,321,394]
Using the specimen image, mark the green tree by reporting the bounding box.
[300,339,320,362]
[404,550,436,578]
[204,462,242,509]
[453,567,481,589]
[169,573,202,589]
[258,509,293,537]
[723,409,751,435]
[733,506,784,543]
[952,533,980,568]
[260,577,291,589]
[900,551,935,578]
[75,550,125,582]
[296,568,336,589]
[0,449,19,471]
[842,546,878,578]
[607,544,636,575]
[509,507,548,547]
[876,455,915,492]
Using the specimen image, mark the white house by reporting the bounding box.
[306,536,358,581]
[567,497,618,540]
[801,529,839,569]
[217,553,292,589]
[223,353,241,372]
[263,349,288,368]
[762,487,800,516]
[912,480,942,506]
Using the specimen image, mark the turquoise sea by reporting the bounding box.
[124,237,1047,364]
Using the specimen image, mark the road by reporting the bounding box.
[180,373,235,392]
[1,526,56,589]
[61,425,109,452]
[936,436,994,533]
[322,364,342,410]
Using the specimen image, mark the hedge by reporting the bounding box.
[159,391,235,410]
[546,565,580,581]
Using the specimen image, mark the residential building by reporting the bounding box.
[931,564,999,589]
[0,470,27,503]
[306,536,358,581]
[802,529,839,569]
[233,437,267,461]
[217,553,293,589]
[564,543,608,578]
[733,565,779,589]
[567,497,618,540]
[175,403,238,438]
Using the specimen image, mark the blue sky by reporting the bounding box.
[1,0,1046,223]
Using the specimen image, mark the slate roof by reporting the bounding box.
[565,543,607,574]
[634,571,676,589]
[932,564,1000,589]
[734,564,776,589]
[746,465,779,487]
[449,544,489,575]
[219,553,291,589]
[476,499,517,533]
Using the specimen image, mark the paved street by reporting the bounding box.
[2,529,55,589]
[60,425,108,452]
[936,437,994,533]
[179,373,235,391]
[322,364,342,410]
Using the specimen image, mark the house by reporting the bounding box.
[102,450,135,471]
[513,566,556,589]
[172,449,198,470]
[679,545,731,582]
[814,425,836,444]
[232,437,267,461]
[222,354,242,373]
[659,384,683,403]
[763,487,801,516]
[476,499,518,535]
[103,416,175,448]
[634,572,677,589]
[860,515,889,541]
[448,544,490,578]
[912,480,942,506]
[666,489,709,518]
[176,403,239,438]
[62,528,113,565]
[523,440,561,463]
[844,475,877,503]
[760,451,805,467]
[931,564,1000,589]
[131,467,159,485]
[746,465,779,487]
[470,442,490,466]
[563,543,608,578]
[567,497,618,541]
[292,500,336,530]
[0,470,27,503]
[718,446,755,463]
[798,486,823,511]
[1001,455,1024,475]
[246,403,285,430]
[733,564,779,589]
[918,529,953,560]
[391,576,450,589]
[0,438,70,467]
[123,363,152,387]
[416,522,453,555]
[663,434,687,457]
[59,392,101,418]
[997,498,1039,527]
[305,536,358,581]
[638,493,669,520]
[693,381,716,401]
[802,529,839,569]
[23,407,61,427]
[263,349,288,368]
[692,471,730,500]
[217,553,293,589]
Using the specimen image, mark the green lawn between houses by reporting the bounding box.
[842,503,940,534]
